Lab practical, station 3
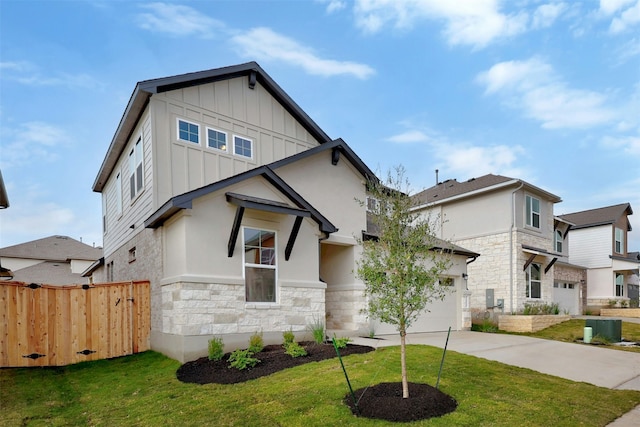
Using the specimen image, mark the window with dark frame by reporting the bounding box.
[243,228,276,302]
[526,195,540,229]
[526,263,542,298]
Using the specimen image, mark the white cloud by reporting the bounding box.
[0,122,70,169]
[386,130,430,143]
[600,0,636,15]
[476,57,616,129]
[231,27,375,79]
[430,143,527,179]
[0,60,102,89]
[532,3,567,29]
[136,2,225,38]
[353,0,529,49]
[609,0,640,33]
[601,135,640,155]
[0,182,101,249]
[316,0,347,13]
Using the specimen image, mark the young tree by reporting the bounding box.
[357,166,452,399]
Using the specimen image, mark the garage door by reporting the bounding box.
[553,282,579,315]
[373,290,459,335]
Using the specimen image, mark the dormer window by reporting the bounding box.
[615,228,624,254]
[555,230,563,253]
[526,195,540,229]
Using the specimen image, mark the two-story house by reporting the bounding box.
[0,235,102,285]
[91,62,477,362]
[559,203,640,309]
[412,174,586,316]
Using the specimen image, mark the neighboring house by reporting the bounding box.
[91,62,477,362]
[412,174,587,316]
[0,235,103,285]
[559,203,640,309]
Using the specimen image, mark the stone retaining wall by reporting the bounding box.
[600,308,640,318]
[498,315,571,332]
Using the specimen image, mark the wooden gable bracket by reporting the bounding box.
[544,257,558,274]
[331,147,340,165]
[226,192,311,259]
[228,206,245,257]
[523,253,537,271]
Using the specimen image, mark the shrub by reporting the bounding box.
[522,302,561,315]
[332,335,351,349]
[208,336,224,361]
[228,349,260,370]
[472,319,498,333]
[620,300,629,308]
[307,317,325,344]
[284,342,307,358]
[283,328,295,346]
[248,330,264,353]
[608,299,618,308]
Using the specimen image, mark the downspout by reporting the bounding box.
[510,182,524,313]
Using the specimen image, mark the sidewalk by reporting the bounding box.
[349,330,640,426]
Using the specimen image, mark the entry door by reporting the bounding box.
[629,284,639,308]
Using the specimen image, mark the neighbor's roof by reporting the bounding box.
[11,261,87,285]
[93,62,332,192]
[0,235,103,261]
[558,203,633,231]
[412,174,562,207]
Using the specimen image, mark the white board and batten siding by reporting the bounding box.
[567,227,612,269]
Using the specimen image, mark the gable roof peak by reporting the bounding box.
[558,202,633,230]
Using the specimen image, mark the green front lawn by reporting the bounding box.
[2,346,639,426]
[521,319,640,353]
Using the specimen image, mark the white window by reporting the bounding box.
[525,195,540,229]
[243,228,276,302]
[178,119,199,144]
[615,228,624,254]
[526,263,542,299]
[555,230,563,253]
[115,173,122,216]
[207,127,227,151]
[129,137,143,200]
[234,135,253,158]
[615,273,624,297]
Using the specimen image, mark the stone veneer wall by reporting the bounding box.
[515,231,555,310]
[498,315,571,332]
[325,288,368,332]
[600,308,640,318]
[161,281,325,336]
[454,231,513,312]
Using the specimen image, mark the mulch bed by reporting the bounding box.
[345,382,458,422]
[176,342,373,385]
[176,341,458,422]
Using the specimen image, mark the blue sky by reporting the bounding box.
[1,0,639,251]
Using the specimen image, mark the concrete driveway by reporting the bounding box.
[351,330,640,390]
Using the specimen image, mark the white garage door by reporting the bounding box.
[373,291,459,335]
[553,282,579,315]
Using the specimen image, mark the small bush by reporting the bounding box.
[248,330,264,353]
[283,328,295,346]
[608,299,618,308]
[332,335,351,349]
[228,349,260,370]
[522,302,560,315]
[208,336,224,361]
[284,342,307,358]
[620,300,629,308]
[472,319,498,333]
[307,317,325,344]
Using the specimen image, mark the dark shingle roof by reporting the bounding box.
[11,261,87,285]
[412,174,561,205]
[93,62,332,192]
[0,235,103,261]
[558,203,633,231]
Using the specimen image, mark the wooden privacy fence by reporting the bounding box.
[0,280,150,367]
